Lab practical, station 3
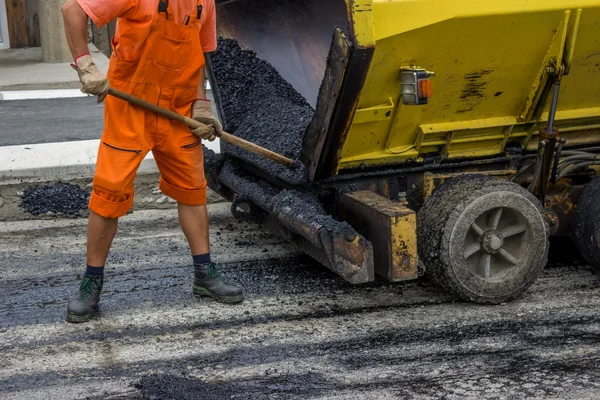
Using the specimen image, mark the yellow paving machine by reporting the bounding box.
[205,0,600,303]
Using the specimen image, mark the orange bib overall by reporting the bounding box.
[91,0,207,219]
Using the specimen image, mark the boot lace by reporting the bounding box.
[207,263,221,279]
[79,277,97,300]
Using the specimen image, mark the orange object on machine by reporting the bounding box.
[79,0,214,218]
[418,79,432,99]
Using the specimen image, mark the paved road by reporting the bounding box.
[0,97,104,146]
[0,89,218,147]
[2,202,600,399]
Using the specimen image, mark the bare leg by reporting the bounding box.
[87,211,118,266]
[178,203,210,255]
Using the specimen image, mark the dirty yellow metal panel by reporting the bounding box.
[335,1,600,172]
[339,191,418,282]
[390,214,418,281]
[347,0,375,48]
[371,0,600,42]
[519,10,572,122]
[563,9,582,74]
[422,171,517,201]
[354,98,395,124]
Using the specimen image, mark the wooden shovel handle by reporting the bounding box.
[107,87,295,168]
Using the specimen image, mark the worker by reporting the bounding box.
[61,0,243,323]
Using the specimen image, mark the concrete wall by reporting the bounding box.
[26,0,41,47]
[39,0,71,62]
[0,0,9,49]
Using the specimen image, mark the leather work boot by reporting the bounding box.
[193,263,244,304]
[66,276,103,323]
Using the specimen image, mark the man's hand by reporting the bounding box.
[191,99,222,142]
[72,54,109,101]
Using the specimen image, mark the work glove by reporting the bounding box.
[71,54,109,102]
[191,99,222,142]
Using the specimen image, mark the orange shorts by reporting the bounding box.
[90,93,207,219]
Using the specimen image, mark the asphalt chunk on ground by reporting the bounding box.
[211,38,313,186]
[20,181,90,217]
[3,202,600,399]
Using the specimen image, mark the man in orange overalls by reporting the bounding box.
[62,0,243,323]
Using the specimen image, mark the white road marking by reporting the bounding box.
[0,87,220,182]
[0,87,215,101]
[0,89,90,101]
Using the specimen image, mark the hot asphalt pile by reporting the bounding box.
[211,38,313,186]
[20,181,89,217]
[208,38,355,248]
[217,161,361,252]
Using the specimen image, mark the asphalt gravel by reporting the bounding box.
[219,160,356,236]
[2,202,600,399]
[20,181,90,217]
[211,38,313,186]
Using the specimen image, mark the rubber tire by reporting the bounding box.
[574,177,600,269]
[417,174,549,304]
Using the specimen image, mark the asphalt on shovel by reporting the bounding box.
[106,87,295,168]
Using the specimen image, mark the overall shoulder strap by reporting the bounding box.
[159,0,168,13]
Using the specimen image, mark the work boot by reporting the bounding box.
[66,276,103,323]
[193,263,244,304]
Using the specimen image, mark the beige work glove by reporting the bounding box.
[71,54,109,102]
[191,99,222,142]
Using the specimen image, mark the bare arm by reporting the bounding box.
[62,0,90,60]
[197,66,207,99]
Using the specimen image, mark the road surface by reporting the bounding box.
[0,97,104,146]
[1,199,600,399]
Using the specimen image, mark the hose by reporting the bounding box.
[557,161,600,180]
[510,162,535,182]
[524,150,597,159]
[515,148,600,184]
[556,154,600,175]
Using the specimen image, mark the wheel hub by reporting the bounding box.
[481,230,504,254]
[455,203,536,281]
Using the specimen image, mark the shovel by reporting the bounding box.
[107,87,295,168]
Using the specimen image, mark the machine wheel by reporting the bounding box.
[418,175,549,304]
[574,177,600,269]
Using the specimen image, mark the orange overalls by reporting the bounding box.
[91,0,207,219]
